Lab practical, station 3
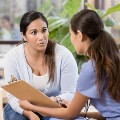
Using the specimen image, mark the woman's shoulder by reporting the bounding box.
[5,44,24,58]
[55,44,72,55]
[81,60,95,73]
[78,60,96,86]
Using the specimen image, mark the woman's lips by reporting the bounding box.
[37,42,46,47]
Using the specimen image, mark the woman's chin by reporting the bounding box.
[76,51,83,55]
[37,47,46,52]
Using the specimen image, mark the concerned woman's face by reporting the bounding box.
[21,18,49,52]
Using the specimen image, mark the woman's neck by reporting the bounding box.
[26,43,45,59]
[24,44,48,76]
[83,38,91,55]
[24,43,46,67]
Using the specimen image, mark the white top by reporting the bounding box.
[32,73,49,92]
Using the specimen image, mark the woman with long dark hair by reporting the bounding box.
[3,11,78,120]
[20,9,120,120]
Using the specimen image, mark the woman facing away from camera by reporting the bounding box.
[3,11,78,120]
[20,9,120,120]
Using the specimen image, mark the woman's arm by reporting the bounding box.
[56,50,78,101]
[4,51,24,114]
[20,92,88,119]
[80,112,106,120]
[4,52,40,119]
[23,110,40,120]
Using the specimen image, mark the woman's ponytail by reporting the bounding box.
[87,30,120,101]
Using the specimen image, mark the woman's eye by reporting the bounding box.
[31,31,37,35]
[42,29,47,33]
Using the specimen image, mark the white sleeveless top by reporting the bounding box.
[32,73,49,92]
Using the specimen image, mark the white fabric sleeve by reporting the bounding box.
[57,51,78,102]
[4,51,24,114]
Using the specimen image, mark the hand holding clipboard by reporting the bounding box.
[2,75,61,108]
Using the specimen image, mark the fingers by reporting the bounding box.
[50,96,56,101]
[55,98,67,108]
[50,96,68,108]
[59,102,67,108]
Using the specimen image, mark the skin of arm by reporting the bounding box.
[23,110,40,120]
[20,92,105,120]
[20,92,88,119]
[80,112,105,120]
[50,97,105,120]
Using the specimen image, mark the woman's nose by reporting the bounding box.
[38,32,44,39]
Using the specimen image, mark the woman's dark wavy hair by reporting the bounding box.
[70,9,120,101]
[20,11,56,82]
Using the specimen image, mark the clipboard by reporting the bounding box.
[2,76,60,108]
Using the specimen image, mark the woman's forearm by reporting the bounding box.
[19,93,89,119]
[32,105,77,119]
[23,110,40,120]
[23,110,31,119]
[80,112,106,120]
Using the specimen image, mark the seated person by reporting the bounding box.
[3,11,78,120]
[20,9,120,120]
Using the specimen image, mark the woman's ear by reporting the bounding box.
[21,32,27,42]
[77,30,83,42]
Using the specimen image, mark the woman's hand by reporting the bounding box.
[23,110,40,120]
[19,100,34,111]
[50,96,56,102]
[50,96,69,108]
[29,112,40,120]
[59,99,69,108]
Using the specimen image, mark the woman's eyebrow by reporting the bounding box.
[29,27,47,32]
[30,29,36,31]
[42,27,48,29]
